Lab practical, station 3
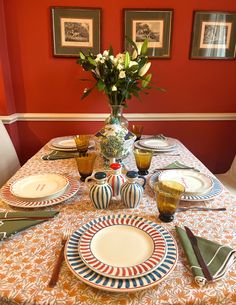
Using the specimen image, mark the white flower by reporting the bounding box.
[139,62,151,76]
[117,63,124,71]
[94,67,100,77]
[112,85,117,91]
[129,61,138,69]
[131,49,138,60]
[112,58,118,66]
[103,50,109,57]
[116,53,125,62]
[119,71,126,78]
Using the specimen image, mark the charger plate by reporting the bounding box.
[0,174,79,208]
[65,214,178,292]
[10,173,69,200]
[79,216,166,279]
[149,171,223,201]
[158,170,213,196]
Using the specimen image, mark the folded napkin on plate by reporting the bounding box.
[0,210,59,241]
[42,150,80,160]
[176,226,236,286]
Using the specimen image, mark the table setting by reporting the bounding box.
[0,131,235,305]
[0,37,236,305]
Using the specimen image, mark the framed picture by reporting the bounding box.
[190,11,236,59]
[51,7,101,57]
[123,9,173,58]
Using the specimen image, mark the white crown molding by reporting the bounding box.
[0,112,236,124]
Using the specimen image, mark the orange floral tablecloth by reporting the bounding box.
[0,139,236,305]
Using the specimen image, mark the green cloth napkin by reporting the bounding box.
[0,210,59,241]
[176,226,236,286]
[42,150,80,160]
[164,161,197,170]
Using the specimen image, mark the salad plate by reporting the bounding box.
[0,174,79,208]
[158,170,213,195]
[134,139,177,153]
[149,171,223,201]
[138,137,176,150]
[78,216,166,279]
[49,136,95,152]
[10,173,69,200]
[65,214,178,292]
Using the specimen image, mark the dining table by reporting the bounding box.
[0,136,236,305]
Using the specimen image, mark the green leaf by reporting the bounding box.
[80,78,93,82]
[124,52,130,69]
[81,88,92,99]
[79,51,86,60]
[97,79,105,91]
[125,36,138,53]
[142,74,152,88]
[109,45,114,56]
[140,39,148,55]
[88,57,97,66]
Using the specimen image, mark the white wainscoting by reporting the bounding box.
[0,112,236,124]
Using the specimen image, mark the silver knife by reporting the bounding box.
[184,226,213,281]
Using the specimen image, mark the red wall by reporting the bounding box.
[1,0,236,173]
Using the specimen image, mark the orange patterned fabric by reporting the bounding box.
[0,139,235,305]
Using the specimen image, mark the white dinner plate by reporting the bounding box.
[134,140,177,153]
[10,173,69,200]
[52,138,77,149]
[0,175,79,208]
[79,217,167,279]
[149,171,223,201]
[138,137,176,150]
[65,214,178,292]
[158,170,213,195]
[49,136,95,152]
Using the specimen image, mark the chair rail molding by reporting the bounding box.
[0,112,236,124]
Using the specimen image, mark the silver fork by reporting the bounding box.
[176,207,226,212]
[48,228,71,288]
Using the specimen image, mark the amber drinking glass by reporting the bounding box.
[75,152,97,182]
[74,135,90,153]
[130,124,144,141]
[133,148,153,175]
[155,180,185,222]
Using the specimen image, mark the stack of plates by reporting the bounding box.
[65,214,178,292]
[149,170,223,201]
[134,137,177,153]
[0,173,79,208]
[48,136,95,152]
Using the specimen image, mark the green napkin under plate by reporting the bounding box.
[0,210,59,240]
[176,226,236,286]
[164,161,197,170]
[42,151,80,160]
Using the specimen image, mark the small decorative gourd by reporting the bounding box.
[120,171,146,208]
[107,163,126,198]
[85,172,112,209]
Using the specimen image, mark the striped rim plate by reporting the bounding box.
[79,216,166,279]
[0,174,79,208]
[65,214,178,292]
[149,172,223,201]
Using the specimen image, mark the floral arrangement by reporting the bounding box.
[77,38,159,107]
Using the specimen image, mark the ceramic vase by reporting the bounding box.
[95,104,136,163]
